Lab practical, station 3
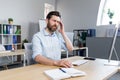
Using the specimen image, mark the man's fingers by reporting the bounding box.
[59,59,73,68]
[64,61,73,68]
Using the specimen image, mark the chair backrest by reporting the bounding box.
[24,43,36,65]
[0,44,5,51]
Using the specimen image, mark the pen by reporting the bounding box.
[59,68,66,73]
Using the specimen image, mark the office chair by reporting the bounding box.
[0,44,12,69]
[24,43,36,65]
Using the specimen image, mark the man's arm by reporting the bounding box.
[34,55,72,68]
[58,21,73,52]
[61,32,73,52]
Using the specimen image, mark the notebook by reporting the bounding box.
[72,60,88,66]
[44,68,86,80]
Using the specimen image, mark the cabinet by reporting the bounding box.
[73,29,96,56]
[73,29,89,47]
[86,37,120,60]
[73,29,96,47]
[0,24,22,50]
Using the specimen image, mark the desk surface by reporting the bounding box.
[0,49,25,57]
[0,49,26,66]
[0,56,119,80]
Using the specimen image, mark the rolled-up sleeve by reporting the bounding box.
[32,33,42,59]
[58,34,68,51]
[60,39,67,51]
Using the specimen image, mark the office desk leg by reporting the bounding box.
[23,54,26,66]
[12,55,14,63]
[86,47,88,57]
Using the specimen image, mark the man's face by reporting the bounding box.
[46,15,61,32]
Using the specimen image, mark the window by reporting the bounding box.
[97,0,120,25]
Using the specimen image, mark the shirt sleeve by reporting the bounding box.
[32,33,42,59]
[58,34,68,51]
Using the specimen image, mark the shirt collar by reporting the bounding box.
[43,28,56,37]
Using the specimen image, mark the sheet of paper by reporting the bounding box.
[72,60,88,66]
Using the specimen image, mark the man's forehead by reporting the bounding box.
[50,15,61,21]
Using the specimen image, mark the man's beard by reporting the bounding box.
[47,23,58,32]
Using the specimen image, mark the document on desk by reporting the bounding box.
[72,60,88,66]
[44,68,86,80]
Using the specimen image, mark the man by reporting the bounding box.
[32,11,73,68]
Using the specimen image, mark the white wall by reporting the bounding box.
[0,0,55,42]
[56,0,117,37]
[56,0,101,32]
[0,0,116,40]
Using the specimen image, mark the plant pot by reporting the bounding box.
[109,21,112,24]
[8,21,13,25]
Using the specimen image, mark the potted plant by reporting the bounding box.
[107,9,114,24]
[8,18,13,24]
[22,39,28,49]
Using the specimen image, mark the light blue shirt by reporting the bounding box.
[32,28,67,60]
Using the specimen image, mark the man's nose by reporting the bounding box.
[54,22,58,26]
[55,21,59,26]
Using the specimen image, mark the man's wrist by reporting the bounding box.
[53,61,59,66]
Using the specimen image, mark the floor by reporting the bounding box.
[108,72,120,80]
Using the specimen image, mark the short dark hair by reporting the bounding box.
[46,11,61,19]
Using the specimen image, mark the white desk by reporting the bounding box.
[0,49,25,66]
[73,46,88,57]
[62,46,88,58]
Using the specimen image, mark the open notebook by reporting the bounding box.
[44,68,86,80]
